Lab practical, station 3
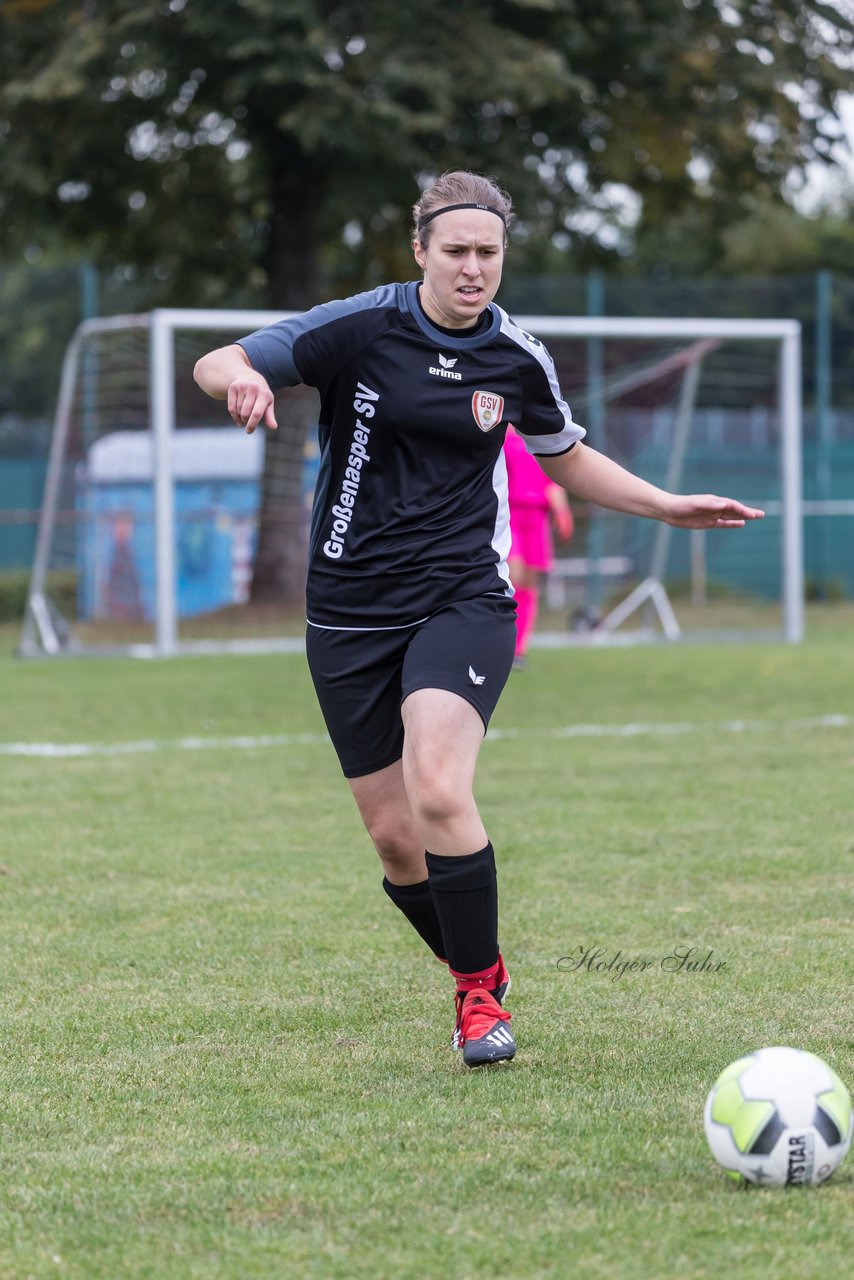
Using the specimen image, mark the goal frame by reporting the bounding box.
[20,308,804,657]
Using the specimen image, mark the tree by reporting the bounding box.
[2,0,852,598]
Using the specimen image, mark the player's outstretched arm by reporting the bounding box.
[193,344,278,434]
[538,442,764,529]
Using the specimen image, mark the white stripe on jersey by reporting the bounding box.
[497,310,586,456]
[491,446,513,593]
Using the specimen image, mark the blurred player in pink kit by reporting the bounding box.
[504,424,574,666]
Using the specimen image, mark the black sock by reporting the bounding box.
[382,876,447,960]
[425,843,498,978]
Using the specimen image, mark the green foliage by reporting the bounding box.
[718,200,854,275]
[0,568,76,622]
[4,3,852,600]
[805,574,849,602]
[0,256,83,419]
[1,1,852,301]
[0,568,30,622]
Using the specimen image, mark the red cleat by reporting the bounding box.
[456,989,516,1067]
[451,954,511,1051]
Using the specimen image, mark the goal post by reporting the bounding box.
[149,309,294,655]
[19,308,804,658]
[21,313,152,657]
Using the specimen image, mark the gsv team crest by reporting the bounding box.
[471,391,504,432]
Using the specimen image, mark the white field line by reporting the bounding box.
[0,714,851,759]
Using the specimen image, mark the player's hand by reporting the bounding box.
[663,495,765,529]
[227,372,278,433]
[555,510,574,541]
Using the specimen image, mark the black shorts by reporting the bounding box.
[305,595,517,778]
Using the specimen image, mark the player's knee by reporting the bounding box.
[409,773,468,829]
[365,814,419,867]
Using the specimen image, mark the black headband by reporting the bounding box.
[417,202,507,229]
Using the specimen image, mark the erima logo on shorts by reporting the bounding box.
[323,383,379,560]
[429,353,462,381]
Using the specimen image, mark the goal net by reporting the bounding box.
[19,308,803,657]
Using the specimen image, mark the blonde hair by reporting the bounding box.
[412,171,514,246]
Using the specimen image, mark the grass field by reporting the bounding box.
[1,610,853,1279]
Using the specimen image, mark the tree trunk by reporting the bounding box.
[266,161,327,310]
[250,157,327,605]
[250,383,320,605]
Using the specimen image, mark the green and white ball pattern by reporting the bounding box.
[704,1046,852,1186]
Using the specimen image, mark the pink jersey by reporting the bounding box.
[504,424,552,510]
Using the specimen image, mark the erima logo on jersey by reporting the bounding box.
[469,666,486,685]
[429,353,463,381]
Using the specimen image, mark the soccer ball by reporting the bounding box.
[704,1046,852,1187]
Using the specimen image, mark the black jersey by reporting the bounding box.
[238,281,584,629]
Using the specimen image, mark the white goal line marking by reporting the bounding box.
[1,714,851,759]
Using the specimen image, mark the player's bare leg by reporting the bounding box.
[349,761,426,884]
[349,762,448,962]
[400,688,487,856]
[509,555,540,668]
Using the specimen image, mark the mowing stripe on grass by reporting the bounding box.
[0,714,850,758]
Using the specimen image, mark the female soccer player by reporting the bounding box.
[194,170,764,1067]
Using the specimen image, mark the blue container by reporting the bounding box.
[77,429,263,621]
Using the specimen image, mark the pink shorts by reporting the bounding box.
[508,506,554,572]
